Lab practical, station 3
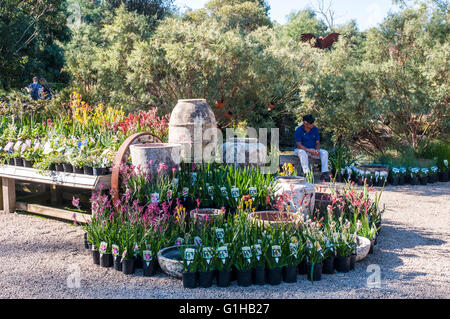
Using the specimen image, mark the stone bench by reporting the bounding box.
[279,154,322,176]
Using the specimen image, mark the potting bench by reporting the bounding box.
[0,165,111,223]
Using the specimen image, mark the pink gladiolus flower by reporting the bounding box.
[72,197,80,209]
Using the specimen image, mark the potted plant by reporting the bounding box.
[251,242,265,285]
[418,168,428,185]
[181,246,198,289]
[197,245,215,288]
[120,226,136,275]
[142,249,158,277]
[334,228,352,273]
[215,244,232,287]
[358,215,377,255]
[390,167,400,186]
[399,167,407,185]
[265,244,283,285]
[281,237,300,283]
[99,241,113,267]
[429,166,439,184]
[234,245,253,287]
[321,237,336,274]
[305,240,324,282]
[409,167,420,185]
[438,159,448,182]
[112,244,122,271]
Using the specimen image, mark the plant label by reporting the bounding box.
[231,187,239,199]
[112,244,120,258]
[242,246,252,263]
[175,237,184,246]
[182,187,189,198]
[143,250,152,262]
[218,246,228,263]
[290,243,298,258]
[184,248,195,265]
[191,172,197,182]
[202,247,213,263]
[167,190,173,199]
[252,244,262,261]
[249,187,257,198]
[194,236,202,247]
[121,250,127,263]
[99,241,108,255]
[133,243,139,256]
[220,186,228,198]
[215,228,224,240]
[272,245,281,263]
[151,192,160,203]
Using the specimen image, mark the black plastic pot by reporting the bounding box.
[63,163,73,173]
[93,167,105,176]
[419,176,428,185]
[8,158,14,165]
[122,258,135,275]
[182,271,198,289]
[55,163,64,172]
[83,233,90,250]
[142,259,158,277]
[49,163,56,171]
[83,166,94,175]
[298,259,308,274]
[322,256,335,274]
[237,269,252,287]
[91,249,100,265]
[391,176,399,186]
[267,267,282,286]
[306,262,323,281]
[369,239,375,254]
[399,175,405,185]
[14,157,23,166]
[113,256,122,271]
[410,176,419,185]
[198,270,214,288]
[23,159,33,168]
[217,269,231,287]
[73,166,84,174]
[350,253,357,270]
[282,265,297,283]
[439,171,449,182]
[230,266,237,281]
[135,255,143,269]
[335,256,350,272]
[429,174,437,183]
[99,253,113,267]
[253,266,265,285]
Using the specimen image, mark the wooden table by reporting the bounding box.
[0,165,111,223]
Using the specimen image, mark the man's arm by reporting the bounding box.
[296,142,316,154]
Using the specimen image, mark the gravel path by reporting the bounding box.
[0,182,449,299]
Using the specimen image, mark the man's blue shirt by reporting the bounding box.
[294,125,319,150]
[28,83,42,100]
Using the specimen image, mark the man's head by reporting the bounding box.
[302,114,315,131]
[33,76,38,83]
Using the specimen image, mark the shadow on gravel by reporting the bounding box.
[368,221,448,281]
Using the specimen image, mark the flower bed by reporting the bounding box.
[82,163,384,287]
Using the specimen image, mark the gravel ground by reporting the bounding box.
[0,182,449,299]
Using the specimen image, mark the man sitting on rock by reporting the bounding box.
[294,114,330,181]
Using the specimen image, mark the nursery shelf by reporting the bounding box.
[0,165,109,222]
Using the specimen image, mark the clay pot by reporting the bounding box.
[249,211,299,228]
[129,143,181,175]
[215,100,225,109]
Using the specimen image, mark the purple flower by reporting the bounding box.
[72,197,80,209]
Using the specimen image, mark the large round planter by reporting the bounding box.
[356,236,371,261]
[275,177,315,215]
[143,259,158,277]
[237,269,252,287]
[182,271,198,289]
[267,267,282,285]
[322,256,335,274]
[223,137,267,168]
[122,259,135,275]
[335,256,350,273]
[253,266,265,285]
[169,99,217,163]
[99,253,113,268]
[91,249,100,265]
[129,143,181,175]
[190,208,224,225]
[306,262,323,281]
[198,270,214,288]
[282,265,297,283]
[157,246,183,279]
[217,269,231,287]
[249,211,299,228]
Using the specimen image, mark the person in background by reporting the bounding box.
[294,114,330,181]
[25,77,43,100]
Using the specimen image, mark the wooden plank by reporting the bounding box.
[1,177,15,214]
[16,202,91,224]
[0,177,3,211]
[0,165,111,190]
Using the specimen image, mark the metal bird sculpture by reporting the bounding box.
[301,33,340,49]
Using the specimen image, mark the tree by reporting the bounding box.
[281,9,328,41]
[0,0,70,89]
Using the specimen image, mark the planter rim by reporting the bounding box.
[129,143,181,149]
